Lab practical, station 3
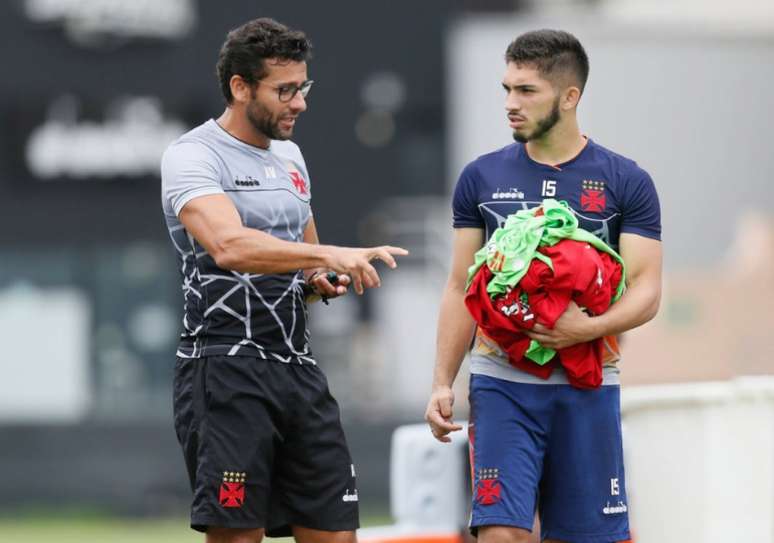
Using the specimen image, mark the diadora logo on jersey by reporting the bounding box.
[342,489,359,502]
[602,501,628,515]
[491,188,525,200]
[581,179,607,212]
[234,175,260,187]
[475,467,502,505]
[219,471,246,508]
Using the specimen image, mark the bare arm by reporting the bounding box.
[301,216,352,300]
[425,228,484,442]
[526,233,662,349]
[178,194,407,293]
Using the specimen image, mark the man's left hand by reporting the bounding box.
[309,270,350,300]
[524,301,599,350]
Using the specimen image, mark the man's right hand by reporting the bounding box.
[325,245,408,294]
[425,385,463,443]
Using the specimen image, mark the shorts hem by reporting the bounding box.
[470,515,533,534]
[543,528,630,542]
[191,517,265,533]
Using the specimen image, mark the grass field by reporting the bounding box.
[0,512,393,543]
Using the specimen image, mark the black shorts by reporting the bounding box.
[173,355,359,536]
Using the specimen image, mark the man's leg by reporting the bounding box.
[478,526,534,543]
[206,527,265,543]
[292,526,356,543]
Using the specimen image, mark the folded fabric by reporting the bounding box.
[465,232,625,389]
[467,199,625,301]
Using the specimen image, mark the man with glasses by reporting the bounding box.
[161,18,407,543]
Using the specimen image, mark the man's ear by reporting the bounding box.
[230,75,253,104]
[561,85,581,111]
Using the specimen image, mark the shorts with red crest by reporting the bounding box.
[173,355,359,536]
[468,374,629,542]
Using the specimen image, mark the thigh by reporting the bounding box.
[539,385,630,542]
[189,356,286,533]
[173,356,202,491]
[468,375,555,534]
[269,365,359,536]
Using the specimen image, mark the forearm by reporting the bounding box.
[589,279,661,338]
[214,227,333,274]
[432,287,476,389]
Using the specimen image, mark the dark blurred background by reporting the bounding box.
[1,0,773,540]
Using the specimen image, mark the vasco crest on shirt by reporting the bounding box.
[581,179,606,212]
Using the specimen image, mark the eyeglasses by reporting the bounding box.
[258,79,314,103]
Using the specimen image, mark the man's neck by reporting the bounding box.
[525,121,586,167]
[216,107,271,149]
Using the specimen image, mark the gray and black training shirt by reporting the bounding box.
[161,119,315,364]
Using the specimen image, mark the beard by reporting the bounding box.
[513,97,561,143]
[245,95,291,141]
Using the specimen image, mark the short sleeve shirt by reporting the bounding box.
[452,139,661,383]
[161,120,315,363]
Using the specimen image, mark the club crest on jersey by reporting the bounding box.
[476,468,502,505]
[219,471,246,508]
[289,171,308,195]
[581,179,606,212]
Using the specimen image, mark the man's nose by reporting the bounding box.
[505,91,521,112]
[290,92,307,112]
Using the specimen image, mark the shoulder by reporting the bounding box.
[460,143,519,178]
[163,121,222,165]
[586,139,650,180]
[270,139,305,163]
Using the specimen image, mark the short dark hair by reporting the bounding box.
[505,29,589,93]
[216,18,313,104]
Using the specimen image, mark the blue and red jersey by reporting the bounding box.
[452,139,661,251]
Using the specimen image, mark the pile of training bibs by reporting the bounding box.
[464,199,626,389]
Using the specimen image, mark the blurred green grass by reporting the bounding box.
[0,512,393,543]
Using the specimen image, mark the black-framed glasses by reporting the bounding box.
[259,79,314,103]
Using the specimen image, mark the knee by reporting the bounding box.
[478,525,535,543]
[206,527,265,543]
[292,527,356,543]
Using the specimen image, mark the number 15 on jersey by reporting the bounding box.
[542,179,557,197]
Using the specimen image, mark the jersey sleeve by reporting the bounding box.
[452,162,484,228]
[161,141,224,217]
[620,166,661,240]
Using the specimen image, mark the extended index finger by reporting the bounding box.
[370,246,409,269]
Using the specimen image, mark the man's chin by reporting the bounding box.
[512,130,529,143]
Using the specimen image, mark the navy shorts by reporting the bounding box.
[469,374,630,542]
[173,355,359,536]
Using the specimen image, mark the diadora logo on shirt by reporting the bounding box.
[234,175,261,187]
[581,179,607,212]
[491,188,524,200]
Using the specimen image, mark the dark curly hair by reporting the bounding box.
[505,30,589,93]
[216,18,313,104]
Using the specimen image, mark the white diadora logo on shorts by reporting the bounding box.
[602,501,628,515]
[342,489,358,502]
[491,188,525,200]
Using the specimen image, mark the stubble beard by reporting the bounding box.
[246,98,291,142]
[512,97,561,144]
